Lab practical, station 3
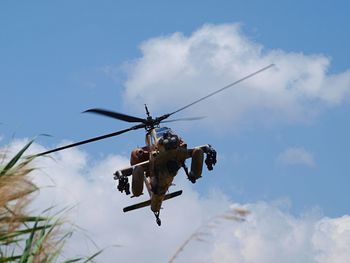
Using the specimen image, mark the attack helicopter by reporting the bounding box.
[37,64,274,226]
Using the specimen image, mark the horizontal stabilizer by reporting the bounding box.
[123,190,183,212]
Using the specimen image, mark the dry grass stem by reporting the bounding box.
[0,140,103,262]
[168,207,250,263]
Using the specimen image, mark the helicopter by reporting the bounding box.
[36,64,274,226]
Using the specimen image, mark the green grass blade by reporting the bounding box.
[0,140,34,176]
[18,220,38,263]
[0,255,22,262]
[0,225,52,242]
[62,258,85,263]
[82,249,104,263]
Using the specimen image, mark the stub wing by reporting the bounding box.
[113,160,150,195]
[114,160,149,178]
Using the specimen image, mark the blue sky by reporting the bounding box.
[1,1,350,261]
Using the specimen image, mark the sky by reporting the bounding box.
[1,1,350,262]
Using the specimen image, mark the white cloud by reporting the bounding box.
[2,140,231,262]
[122,24,350,129]
[312,216,350,263]
[277,147,315,167]
[206,203,350,263]
[2,140,350,262]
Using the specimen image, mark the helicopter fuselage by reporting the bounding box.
[130,127,201,212]
[114,126,217,221]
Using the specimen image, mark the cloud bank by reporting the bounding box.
[123,24,350,128]
[277,147,315,167]
[2,140,350,262]
[204,203,350,263]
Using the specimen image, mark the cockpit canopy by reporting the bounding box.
[155,127,173,139]
[155,126,181,151]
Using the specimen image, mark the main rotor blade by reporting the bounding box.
[168,64,275,117]
[36,124,145,156]
[161,116,206,123]
[84,108,146,123]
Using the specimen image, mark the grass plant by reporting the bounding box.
[0,140,101,262]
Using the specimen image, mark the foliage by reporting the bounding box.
[0,140,101,262]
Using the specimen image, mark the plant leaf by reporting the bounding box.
[0,140,34,176]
